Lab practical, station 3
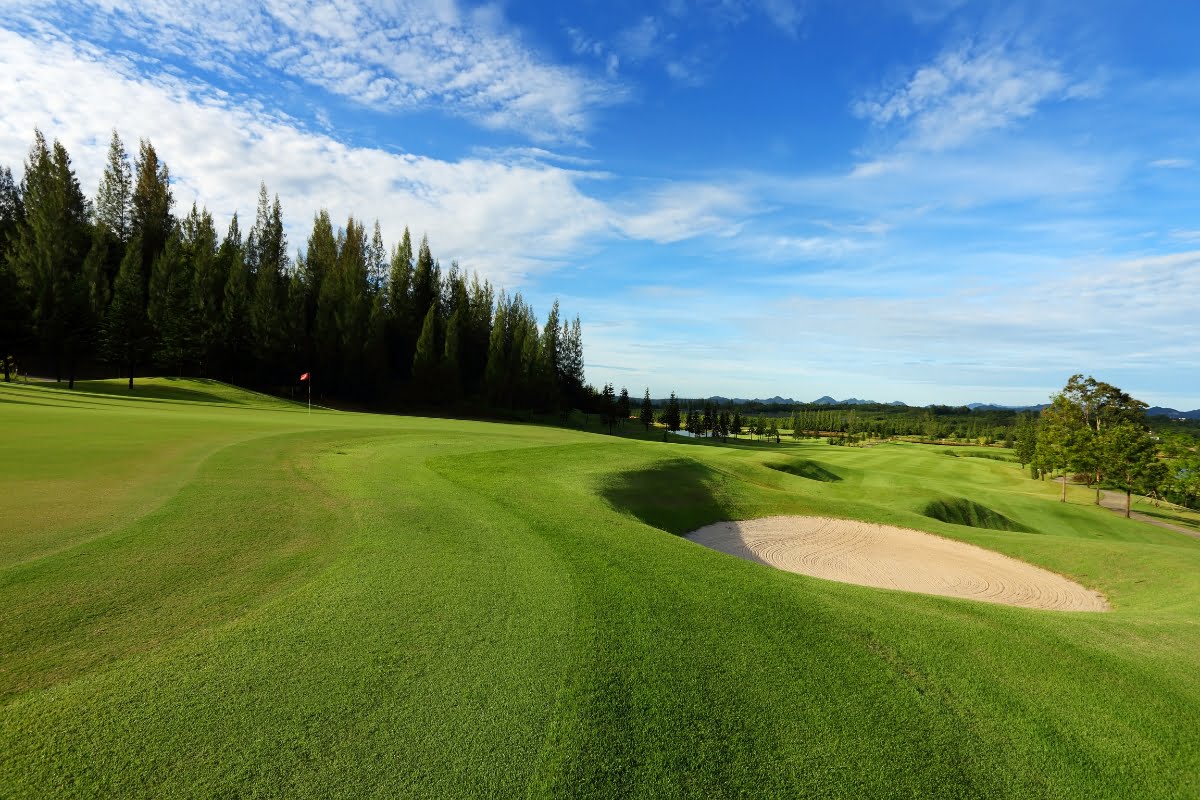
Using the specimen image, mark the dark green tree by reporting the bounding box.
[1014,413,1039,470]
[182,204,223,375]
[96,130,132,243]
[639,388,654,430]
[130,139,173,286]
[537,300,562,409]
[103,242,151,388]
[386,227,415,381]
[412,304,440,398]
[484,294,509,406]
[0,165,27,382]
[247,184,288,375]
[665,391,682,433]
[600,382,617,434]
[617,386,630,426]
[7,132,93,387]
[442,307,463,402]
[559,316,585,406]
[83,131,133,317]
[218,214,252,382]
[147,230,195,374]
[411,234,438,327]
[1101,422,1165,518]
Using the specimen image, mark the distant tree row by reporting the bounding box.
[0,129,589,410]
[643,396,1022,444]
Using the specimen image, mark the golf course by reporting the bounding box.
[2,377,1199,798]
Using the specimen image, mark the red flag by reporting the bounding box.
[300,372,310,381]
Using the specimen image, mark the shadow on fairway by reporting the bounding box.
[765,458,843,482]
[602,457,737,535]
[922,497,1032,532]
[70,378,240,404]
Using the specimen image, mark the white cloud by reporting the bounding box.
[4,0,622,143]
[1150,158,1194,169]
[0,27,765,287]
[854,42,1079,151]
[615,183,752,243]
[0,28,613,285]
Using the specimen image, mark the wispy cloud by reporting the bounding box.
[664,0,805,35]
[853,41,1082,151]
[0,27,763,286]
[2,0,622,143]
[0,28,612,284]
[615,183,752,243]
[1150,158,1194,169]
[580,247,1200,405]
[617,17,663,63]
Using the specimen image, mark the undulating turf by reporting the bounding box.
[2,379,1198,798]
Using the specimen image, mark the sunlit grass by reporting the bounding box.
[2,379,1197,797]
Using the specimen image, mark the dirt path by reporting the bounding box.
[687,516,1109,611]
[1098,490,1200,540]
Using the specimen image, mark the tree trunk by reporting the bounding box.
[1061,474,1067,502]
[67,358,75,390]
[127,360,134,390]
[1126,489,1132,518]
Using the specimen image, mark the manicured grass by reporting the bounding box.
[2,380,1198,797]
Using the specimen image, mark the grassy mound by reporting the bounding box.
[765,459,842,482]
[922,497,1032,532]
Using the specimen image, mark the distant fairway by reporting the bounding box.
[2,380,1199,798]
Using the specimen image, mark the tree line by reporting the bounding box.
[0,129,589,410]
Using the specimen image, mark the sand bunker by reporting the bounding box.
[687,516,1108,611]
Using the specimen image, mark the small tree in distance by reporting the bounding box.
[665,392,681,433]
[600,382,617,434]
[617,386,630,427]
[639,388,654,430]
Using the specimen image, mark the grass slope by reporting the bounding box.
[1,381,1198,798]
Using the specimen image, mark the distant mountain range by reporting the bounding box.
[692,396,1200,418]
[1147,406,1200,419]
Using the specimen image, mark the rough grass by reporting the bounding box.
[2,380,1198,798]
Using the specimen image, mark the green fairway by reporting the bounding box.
[2,380,1198,798]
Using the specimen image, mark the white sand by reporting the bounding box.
[686,516,1109,612]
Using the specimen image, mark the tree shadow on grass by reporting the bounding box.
[80,379,244,404]
[601,457,739,536]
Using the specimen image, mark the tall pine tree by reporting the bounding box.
[8,132,93,386]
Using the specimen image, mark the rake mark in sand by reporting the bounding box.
[687,516,1108,611]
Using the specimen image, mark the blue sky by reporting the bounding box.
[2,1,1199,407]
